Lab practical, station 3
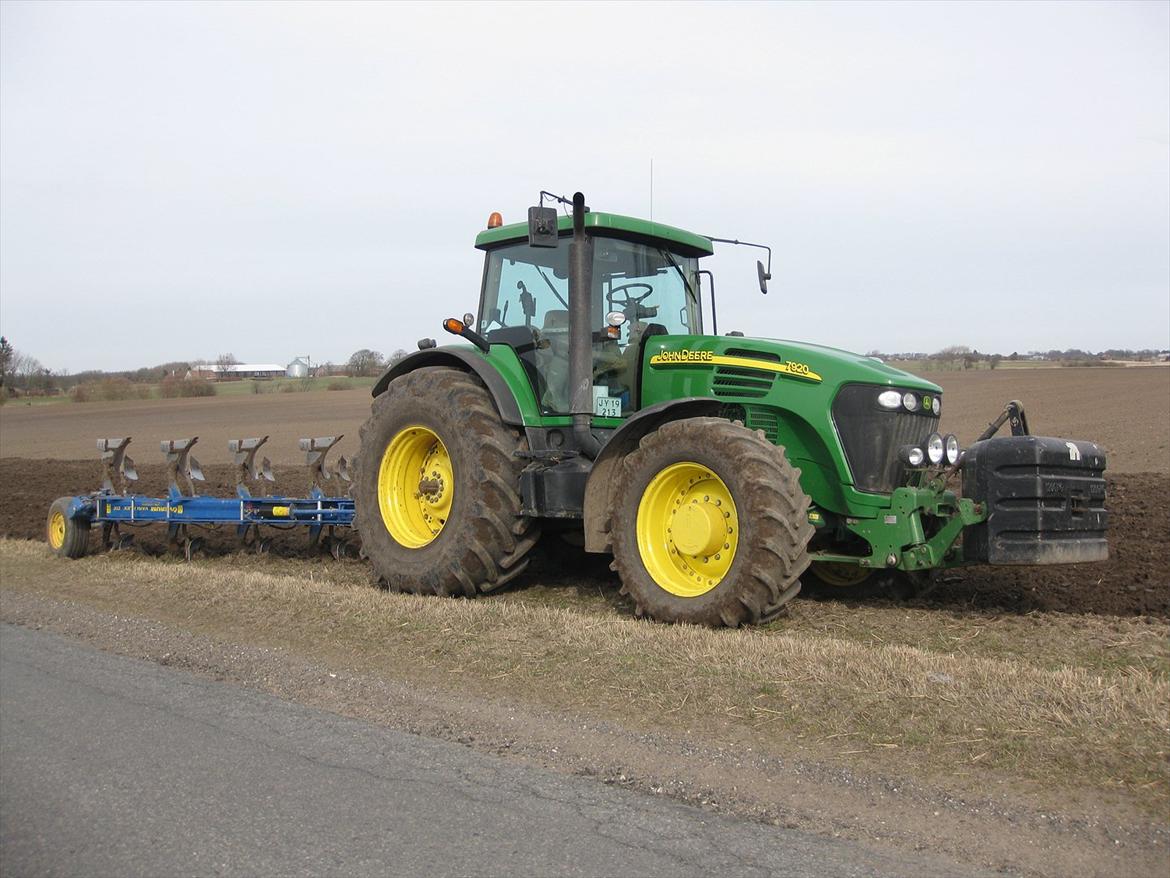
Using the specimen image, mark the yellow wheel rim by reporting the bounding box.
[636,461,738,598]
[49,511,66,550]
[377,426,453,548]
[811,561,871,587]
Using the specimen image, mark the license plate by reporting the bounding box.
[594,395,622,418]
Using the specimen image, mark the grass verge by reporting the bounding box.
[2,538,1166,814]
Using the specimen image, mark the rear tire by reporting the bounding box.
[610,418,813,627]
[353,367,538,597]
[47,497,89,559]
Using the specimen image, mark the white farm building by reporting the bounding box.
[188,363,287,381]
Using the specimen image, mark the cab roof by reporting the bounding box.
[474,210,715,258]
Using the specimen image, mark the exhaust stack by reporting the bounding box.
[568,191,601,459]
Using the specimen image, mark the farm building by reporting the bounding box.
[187,363,287,381]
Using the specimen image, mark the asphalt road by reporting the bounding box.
[0,624,983,877]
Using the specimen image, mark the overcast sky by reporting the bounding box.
[1,1,1167,372]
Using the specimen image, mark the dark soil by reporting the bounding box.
[2,458,1166,619]
[923,472,1169,618]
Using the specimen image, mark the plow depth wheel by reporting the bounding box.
[610,418,813,627]
[354,367,538,597]
[46,497,90,559]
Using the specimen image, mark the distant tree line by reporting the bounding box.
[869,345,1169,370]
[340,348,409,377]
[0,335,416,404]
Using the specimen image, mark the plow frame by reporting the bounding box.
[54,436,360,561]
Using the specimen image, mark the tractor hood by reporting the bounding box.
[642,334,941,397]
[735,336,941,393]
[639,334,945,508]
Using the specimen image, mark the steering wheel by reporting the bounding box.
[607,283,654,311]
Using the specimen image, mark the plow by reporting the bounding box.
[44,188,1109,627]
[47,436,359,562]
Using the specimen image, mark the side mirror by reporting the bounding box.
[527,206,559,248]
[757,260,771,295]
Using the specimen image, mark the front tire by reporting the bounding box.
[353,367,538,597]
[610,418,813,627]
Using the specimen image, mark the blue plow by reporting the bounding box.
[55,436,358,561]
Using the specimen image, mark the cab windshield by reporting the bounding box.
[478,236,701,414]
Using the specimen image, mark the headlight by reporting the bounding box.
[902,392,919,412]
[878,390,902,409]
[926,432,945,465]
[944,434,961,465]
[933,396,941,416]
[900,445,925,467]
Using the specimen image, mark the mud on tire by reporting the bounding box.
[609,418,814,627]
[353,367,538,597]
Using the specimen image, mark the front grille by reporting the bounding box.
[712,367,773,398]
[744,406,781,443]
[832,384,940,493]
[724,348,782,362]
[711,348,780,399]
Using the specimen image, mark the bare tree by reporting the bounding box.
[934,345,971,357]
[346,349,385,377]
[8,351,46,392]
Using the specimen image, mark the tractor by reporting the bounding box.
[351,191,1108,627]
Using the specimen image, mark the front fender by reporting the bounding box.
[583,397,722,552]
[372,347,523,426]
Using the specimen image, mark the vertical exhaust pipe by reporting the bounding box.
[569,191,601,459]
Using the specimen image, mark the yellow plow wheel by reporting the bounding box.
[48,510,66,550]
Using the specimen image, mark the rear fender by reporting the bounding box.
[372,348,523,426]
[583,398,722,552]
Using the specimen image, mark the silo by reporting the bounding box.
[286,358,309,379]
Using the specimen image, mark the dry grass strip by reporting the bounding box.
[2,539,1166,810]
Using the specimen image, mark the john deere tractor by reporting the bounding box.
[353,191,1107,627]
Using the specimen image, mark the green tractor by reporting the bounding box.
[353,191,1107,626]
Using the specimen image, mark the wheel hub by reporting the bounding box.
[671,501,725,557]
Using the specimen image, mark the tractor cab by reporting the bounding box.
[475,211,711,417]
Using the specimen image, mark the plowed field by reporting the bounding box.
[2,461,1166,617]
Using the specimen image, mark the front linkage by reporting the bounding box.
[810,399,1108,577]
